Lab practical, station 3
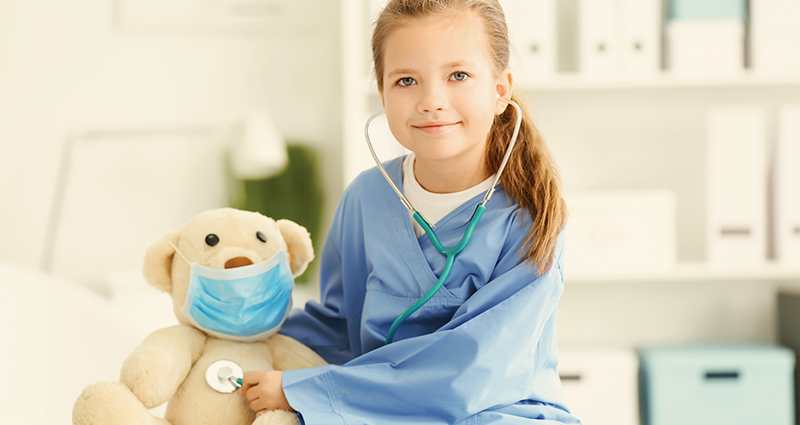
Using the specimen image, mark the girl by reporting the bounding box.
[241,0,578,423]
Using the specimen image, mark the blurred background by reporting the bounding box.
[1,0,799,424]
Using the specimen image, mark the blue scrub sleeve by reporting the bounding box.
[281,256,565,424]
[280,239,353,365]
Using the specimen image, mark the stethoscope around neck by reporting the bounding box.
[364,98,522,344]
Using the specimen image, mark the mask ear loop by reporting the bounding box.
[167,241,193,313]
[169,241,191,265]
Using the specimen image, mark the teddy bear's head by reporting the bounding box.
[141,208,314,340]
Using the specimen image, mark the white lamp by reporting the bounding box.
[229,109,288,180]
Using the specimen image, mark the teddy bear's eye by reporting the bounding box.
[256,231,267,243]
[205,234,219,247]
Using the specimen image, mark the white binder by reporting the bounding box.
[667,19,745,78]
[776,105,800,265]
[619,0,660,78]
[579,0,619,79]
[706,106,767,265]
[500,0,557,85]
[579,0,662,80]
[750,0,800,77]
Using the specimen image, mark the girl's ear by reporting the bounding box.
[495,69,514,115]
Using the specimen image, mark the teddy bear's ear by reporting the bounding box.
[142,232,179,293]
[276,219,314,278]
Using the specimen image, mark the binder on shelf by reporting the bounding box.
[706,106,767,266]
[750,0,800,77]
[665,0,747,78]
[578,0,662,80]
[578,0,619,79]
[500,0,557,85]
[619,0,660,78]
[776,105,800,266]
[666,19,745,78]
[557,0,580,73]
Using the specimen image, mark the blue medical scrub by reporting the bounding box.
[279,158,579,424]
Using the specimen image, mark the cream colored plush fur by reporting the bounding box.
[73,208,327,425]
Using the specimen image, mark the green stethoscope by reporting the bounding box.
[364,99,522,344]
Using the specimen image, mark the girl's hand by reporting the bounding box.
[240,370,295,414]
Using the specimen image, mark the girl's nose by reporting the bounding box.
[417,86,448,113]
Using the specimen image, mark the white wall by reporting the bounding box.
[0,0,342,274]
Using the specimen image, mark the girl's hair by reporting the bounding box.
[372,0,568,275]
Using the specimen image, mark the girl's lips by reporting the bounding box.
[413,121,459,134]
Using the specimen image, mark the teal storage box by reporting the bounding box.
[639,345,795,425]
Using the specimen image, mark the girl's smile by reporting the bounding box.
[412,120,461,134]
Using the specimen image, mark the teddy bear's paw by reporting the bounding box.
[252,410,301,425]
[121,347,179,408]
[73,381,168,425]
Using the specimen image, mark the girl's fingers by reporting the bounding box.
[239,383,254,397]
[249,396,265,412]
[241,371,262,386]
[239,370,264,397]
[245,386,260,403]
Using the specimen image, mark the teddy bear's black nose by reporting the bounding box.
[224,257,254,269]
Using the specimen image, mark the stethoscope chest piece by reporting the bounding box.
[206,360,244,393]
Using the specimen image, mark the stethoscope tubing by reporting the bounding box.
[364,98,522,344]
[384,206,485,344]
[364,110,414,212]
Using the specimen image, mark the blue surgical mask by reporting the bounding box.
[171,243,294,342]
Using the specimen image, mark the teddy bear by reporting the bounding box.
[72,208,327,425]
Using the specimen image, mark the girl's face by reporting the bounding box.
[379,12,511,177]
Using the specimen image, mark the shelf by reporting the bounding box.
[564,262,800,284]
[523,71,800,92]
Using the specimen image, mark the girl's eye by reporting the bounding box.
[450,72,469,82]
[397,77,415,87]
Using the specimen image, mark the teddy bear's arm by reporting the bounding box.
[120,325,206,409]
[266,334,328,371]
